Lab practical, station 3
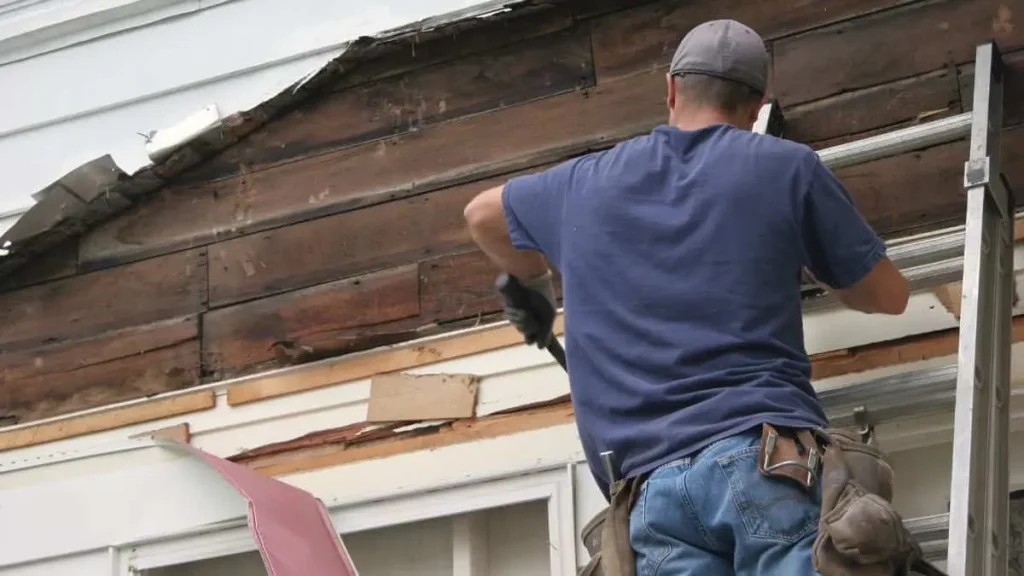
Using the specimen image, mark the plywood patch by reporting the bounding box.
[367,373,480,422]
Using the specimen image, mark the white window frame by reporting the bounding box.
[120,463,579,576]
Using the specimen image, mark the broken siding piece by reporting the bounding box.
[367,373,480,422]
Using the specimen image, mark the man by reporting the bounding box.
[463,19,909,575]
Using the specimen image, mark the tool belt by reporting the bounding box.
[576,424,948,576]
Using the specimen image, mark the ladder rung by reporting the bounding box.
[817,113,972,170]
[802,228,1023,311]
[820,365,959,429]
[821,362,1023,430]
[907,513,951,562]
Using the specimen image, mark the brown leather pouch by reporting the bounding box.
[577,473,646,576]
[757,423,822,490]
[812,428,947,576]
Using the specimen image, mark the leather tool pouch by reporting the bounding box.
[577,474,645,576]
[757,423,821,490]
[811,428,947,576]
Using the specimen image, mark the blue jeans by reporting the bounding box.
[629,428,822,575]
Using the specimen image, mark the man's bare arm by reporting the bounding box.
[804,257,910,315]
[463,185,551,279]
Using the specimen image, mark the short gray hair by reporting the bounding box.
[673,73,763,114]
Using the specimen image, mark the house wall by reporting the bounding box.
[1,0,1022,426]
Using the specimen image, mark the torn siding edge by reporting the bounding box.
[226,392,573,465]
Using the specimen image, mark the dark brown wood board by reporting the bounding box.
[180,25,595,185]
[773,0,1024,107]
[0,316,200,424]
[206,172,520,308]
[202,265,421,378]
[784,68,962,146]
[589,0,913,82]
[0,248,207,352]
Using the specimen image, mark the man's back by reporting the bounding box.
[502,123,884,491]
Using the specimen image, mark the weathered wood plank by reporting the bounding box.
[590,0,910,82]
[959,48,1024,128]
[0,239,78,293]
[181,25,595,185]
[0,248,207,351]
[784,68,961,146]
[207,174,513,308]
[202,265,421,379]
[419,249,563,323]
[78,67,666,271]
[774,0,1024,107]
[0,316,200,425]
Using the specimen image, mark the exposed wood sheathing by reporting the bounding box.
[0,0,1022,426]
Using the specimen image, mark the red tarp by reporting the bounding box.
[182,444,358,576]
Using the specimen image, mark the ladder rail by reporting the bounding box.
[946,41,1014,576]
[758,41,1016,575]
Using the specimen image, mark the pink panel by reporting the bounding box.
[182,445,358,576]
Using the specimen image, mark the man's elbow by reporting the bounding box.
[464,186,504,239]
[878,277,910,315]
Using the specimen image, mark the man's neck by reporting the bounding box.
[670,107,745,131]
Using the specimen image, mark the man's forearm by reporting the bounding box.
[464,185,551,280]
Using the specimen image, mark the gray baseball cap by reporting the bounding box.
[670,19,769,94]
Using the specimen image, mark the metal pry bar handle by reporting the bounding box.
[494,272,567,371]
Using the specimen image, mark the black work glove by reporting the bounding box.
[497,271,558,349]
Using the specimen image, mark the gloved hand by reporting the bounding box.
[500,270,558,349]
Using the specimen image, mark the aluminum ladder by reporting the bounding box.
[755,40,1015,575]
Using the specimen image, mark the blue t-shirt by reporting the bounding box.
[501,123,886,496]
